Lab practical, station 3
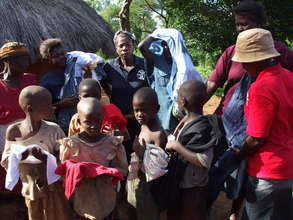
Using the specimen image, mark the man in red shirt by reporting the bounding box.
[232,28,293,220]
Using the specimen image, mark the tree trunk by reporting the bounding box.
[119,0,133,31]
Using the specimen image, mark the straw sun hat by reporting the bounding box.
[232,28,280,63]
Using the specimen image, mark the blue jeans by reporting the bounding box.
[246,176,293,220]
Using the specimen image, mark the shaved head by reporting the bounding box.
[77,97,103,116]
[133,87,159,107]
[77,97,104,136]
[79,79,102,100]
[19,85,52,110]
[179,80,207,109]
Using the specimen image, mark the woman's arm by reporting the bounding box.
[138,36,157,65]
[206,80,220,103]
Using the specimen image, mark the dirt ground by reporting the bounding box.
[203,95,221,115]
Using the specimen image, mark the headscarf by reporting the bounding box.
[0,41,29,60]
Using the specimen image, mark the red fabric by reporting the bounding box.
[209,41,293,115]
[55,160,123,199]
[0,73,37,124]
[102,104,127,131]
[245,64,293,179]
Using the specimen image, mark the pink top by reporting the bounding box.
[0,73,37,124]
[209,41,293,115]
[245,64,293,179]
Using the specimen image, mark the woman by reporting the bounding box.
[206,0,293,115]
[0,41,37,219]
[101,30,148,158]
[0,41,37,154]
[139,28,202,132]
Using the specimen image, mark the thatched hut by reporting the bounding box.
[0,0,116,78]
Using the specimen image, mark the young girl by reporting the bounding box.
[59,97,128,220]
[1,85,72,220]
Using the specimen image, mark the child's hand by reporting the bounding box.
[31,148,47,161]
[133,137,146,159]
[165,140,181,152]
[82,64,92,78]
[102,125,113,136]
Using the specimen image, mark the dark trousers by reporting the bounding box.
[246,176,293,220]
[167,186,208,220]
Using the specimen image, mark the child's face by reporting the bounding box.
[79,86,101,100]
[31,94,54,120]
[133,99,157,125]
[78,111,103,137]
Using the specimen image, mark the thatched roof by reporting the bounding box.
[0,0,116,60]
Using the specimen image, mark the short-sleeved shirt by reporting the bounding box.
[0,73,37,125]
[1,120,65,200]
[245,64,293,179]
[209,41,293,115]
[102,55,147,115]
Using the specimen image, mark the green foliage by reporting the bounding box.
[85,0,164,43]
[161,0,293,62]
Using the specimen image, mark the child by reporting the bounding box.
[130,87,167,220]
[59,97,128,220]
[1,85,72,220]
[68,79,128,138]
[164,80,216,220]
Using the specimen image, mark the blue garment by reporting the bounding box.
[150,29,203,99]
[41,71,65,103]
[41,54,81,132]
[208,73,255,206]
[146,53,178,132]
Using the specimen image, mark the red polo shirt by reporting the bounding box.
[245,64,293,179]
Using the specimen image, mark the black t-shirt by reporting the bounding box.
[103,55,148,115]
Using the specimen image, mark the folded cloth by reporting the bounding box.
[68,51,104,80]
[143,144,169,182]
[55,160,124,199]
[5,144,60,191]
[102,104,128,131]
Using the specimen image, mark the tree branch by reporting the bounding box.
[119,0,133,31]
[144,0,168,27]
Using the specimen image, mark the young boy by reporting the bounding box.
[59,97,128,220]
[130,87,167,220]
[68,79,127,138]
[1,85,72,220]
[165,80,216,220]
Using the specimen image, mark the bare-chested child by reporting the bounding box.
[59,97,128,220]
[130,87,167,220]
[1,85,72,220]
